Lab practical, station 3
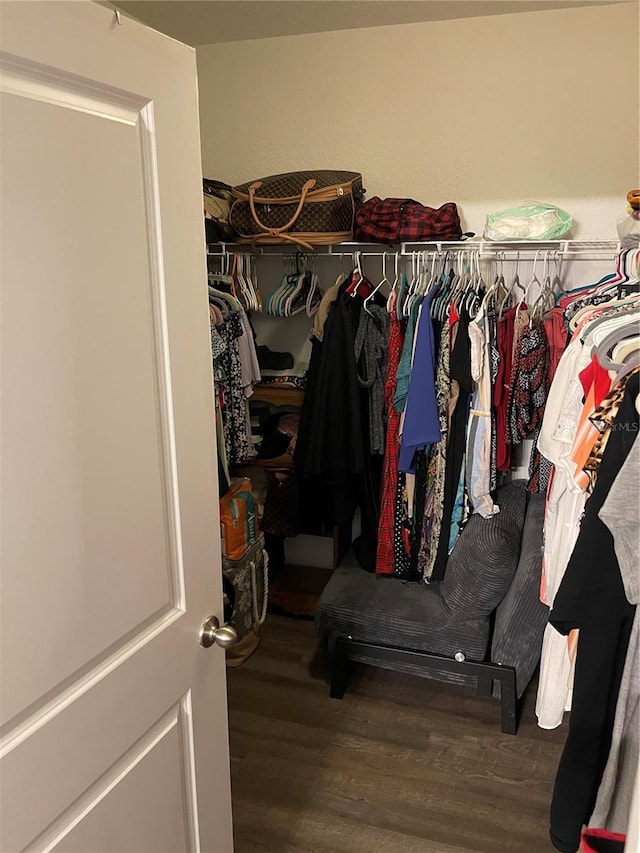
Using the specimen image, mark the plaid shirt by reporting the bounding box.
[355,197,462,245]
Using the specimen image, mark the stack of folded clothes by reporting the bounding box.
[256,343,308,390]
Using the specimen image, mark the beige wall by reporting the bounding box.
[197,3,639,239]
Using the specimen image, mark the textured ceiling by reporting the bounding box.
[113,0,624,46]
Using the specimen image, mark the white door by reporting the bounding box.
[0,2,234,851]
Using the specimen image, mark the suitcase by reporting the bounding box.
[222,534,268,667]
[229,170,364,251]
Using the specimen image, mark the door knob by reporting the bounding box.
[199,615,238,649]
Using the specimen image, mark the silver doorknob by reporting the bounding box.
[199,615,238,649]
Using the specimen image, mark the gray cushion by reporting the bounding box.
[440,483,527,619]
[315,562,490,661]
[491,492,549,697]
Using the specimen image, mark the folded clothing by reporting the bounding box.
[256,345,294,371]
[260,376,306,390]
[260,366,308,390]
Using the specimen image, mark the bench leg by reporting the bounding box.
[330,638,350,700]
[499,668,517,735]
[476,674,493,698]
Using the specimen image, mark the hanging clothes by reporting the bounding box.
[415,318,451,581]
[536,295,640,730]
[354,304,389,456]
[295,276,387,571]
[215,310,252,466]
[590,436,640,837]
[376,294,406,575]
[398,291,440,473]
[466,302,500,518]
[487,295,500,493]
[429,312,473,581]
[494,306,516,473]
[297,248,611,589]
[295,279,366,484]
[548,371,638,853]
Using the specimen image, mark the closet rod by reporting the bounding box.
[208,240,620,261]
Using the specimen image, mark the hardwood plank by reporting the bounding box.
[268,565,334,617]
[227,614,566,853]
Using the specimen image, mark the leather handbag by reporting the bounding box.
[262,472,301,538]
[229,170,364,251]
[354,196,463,245]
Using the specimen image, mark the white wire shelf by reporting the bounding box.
[207,239,621,261]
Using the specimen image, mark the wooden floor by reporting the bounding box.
[227,614,567,853]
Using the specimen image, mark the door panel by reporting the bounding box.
[0,3,233,851]
[1,624,194,852]
[33,700,196,853]
[1,67,179,727]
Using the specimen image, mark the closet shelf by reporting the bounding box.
[251,384,304,408]
[241,453,295,471]
[208,239,620,260]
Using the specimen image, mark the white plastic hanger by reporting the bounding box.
[529,251,554,326]
[479,250,504,314]
[236,252,254,311]
[243,252,260,312]
[403,251,420,318]
[515,249,541,320]
[423,250,439,295]
[364,252,390,315]
[498,251,523,319]
[386,252,400,313]
[305,254,321,317]
[465,250,485,317]
[350,250,366,299]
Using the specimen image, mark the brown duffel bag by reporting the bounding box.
[229,170,364,251]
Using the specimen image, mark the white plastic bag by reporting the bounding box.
[485,201,573,241]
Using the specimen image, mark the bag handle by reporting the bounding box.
[250,550,269,628]
[248,231,315,253]
[248,178,316,235]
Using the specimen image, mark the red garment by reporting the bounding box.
[494,308,515,472]
[544,307,568,383]
[580,827,626,853]
[580,354,612,407]
[557,285,599,310]
[376,299,405,574]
